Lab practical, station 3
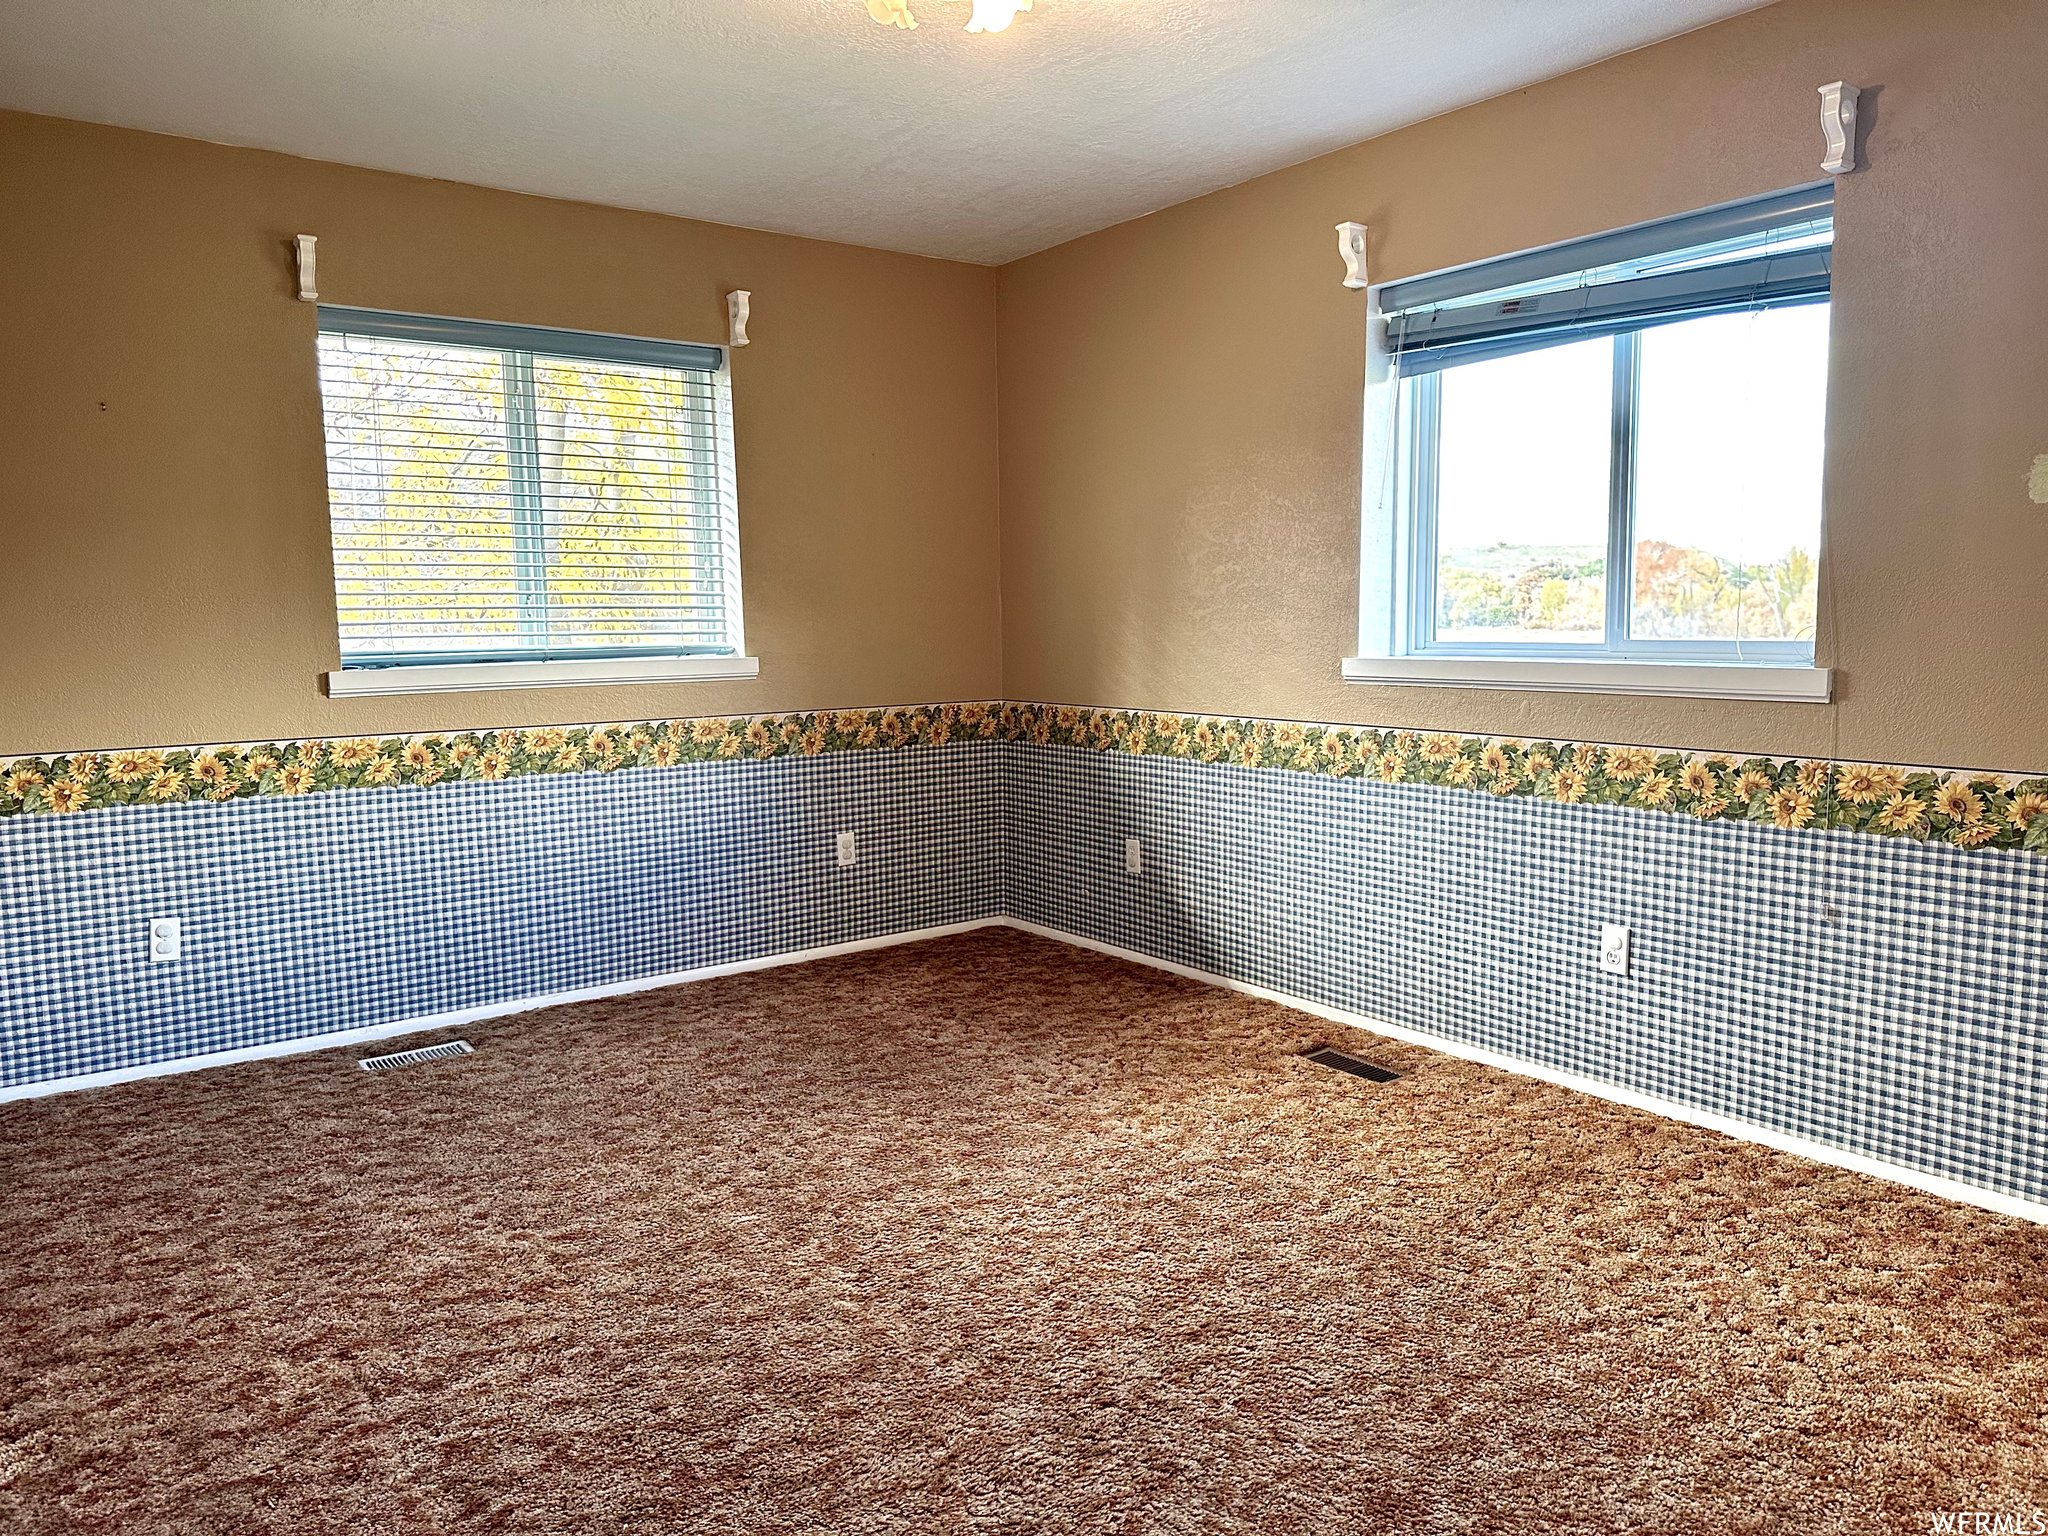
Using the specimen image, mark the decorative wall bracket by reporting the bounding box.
[728,290,752,348]
[1336,222,1368,290]
[1819,82,1860,176]
[293,234,318,302]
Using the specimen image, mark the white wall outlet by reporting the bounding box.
[1598,923,1630,976]
[1124,837,1143,876]
[835,830,857,869]
[148,916,182,963]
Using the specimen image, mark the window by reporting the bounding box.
[314,308,752,695]
[1351,185,1835,701]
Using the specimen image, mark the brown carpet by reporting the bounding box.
[2,928,2043,1534]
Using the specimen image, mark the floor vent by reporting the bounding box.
[358,1039,475,1073]
[1301,1046,1400,1084]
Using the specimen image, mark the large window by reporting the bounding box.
[1381,185,1832,671]
[315,308,744,690]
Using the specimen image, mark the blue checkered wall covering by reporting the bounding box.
[0,744,1001,1088]
[5,727,2042,1210]
[1002,741,2048,1207]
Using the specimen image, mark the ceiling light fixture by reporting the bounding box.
[865,0,1036,34]
[965,0,1030,31]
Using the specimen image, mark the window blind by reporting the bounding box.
[1383,183,1834,376]
[315,307,737,668]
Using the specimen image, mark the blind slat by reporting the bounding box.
[1378,182,1834,313]
[317,305,726,372]
[1388,251,1832,375]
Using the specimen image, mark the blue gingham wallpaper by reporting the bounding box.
[5,727,2042,1210]
[0,743,1001,1088]
[1002,741,2048,1208]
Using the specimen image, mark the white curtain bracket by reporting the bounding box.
[1336,222,1368,290]
[1818,82,1860,175]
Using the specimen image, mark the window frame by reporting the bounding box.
[1349,186,1838,703]
[313,306,753,696]
[1398,316,1824,666]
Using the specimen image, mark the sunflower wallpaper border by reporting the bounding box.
[2,700,2044,856]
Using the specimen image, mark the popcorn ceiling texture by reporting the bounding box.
[0,0,1768,263]
[1,929,2043,1533]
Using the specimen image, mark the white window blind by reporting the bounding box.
[1382,183,1834,375]
[315,307,741,669]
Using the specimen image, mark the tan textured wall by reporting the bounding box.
[0,111,1002,756]
[995,0,2048,771]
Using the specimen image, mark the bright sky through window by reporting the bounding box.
[1423,304,1830,650]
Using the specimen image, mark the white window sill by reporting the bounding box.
[1340,656,1831,703]
[325,654,760,698]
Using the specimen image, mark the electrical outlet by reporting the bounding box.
[148,916,182,963]
[1598,923,1630,976]
[1124,837,1143,876]
[835,830,857,869]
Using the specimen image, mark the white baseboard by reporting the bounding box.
[997,917,2048,1228]
[0,917,1004,1106]
[10,909,2042,1229]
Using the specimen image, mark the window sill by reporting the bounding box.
[1340,656,1831,704]
[325,654,760,698]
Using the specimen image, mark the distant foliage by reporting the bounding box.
[1631,540,1816,640]
[1438,545,1603,636]
[1436,540,1817,641]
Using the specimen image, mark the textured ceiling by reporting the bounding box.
[0,0,1774,264]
